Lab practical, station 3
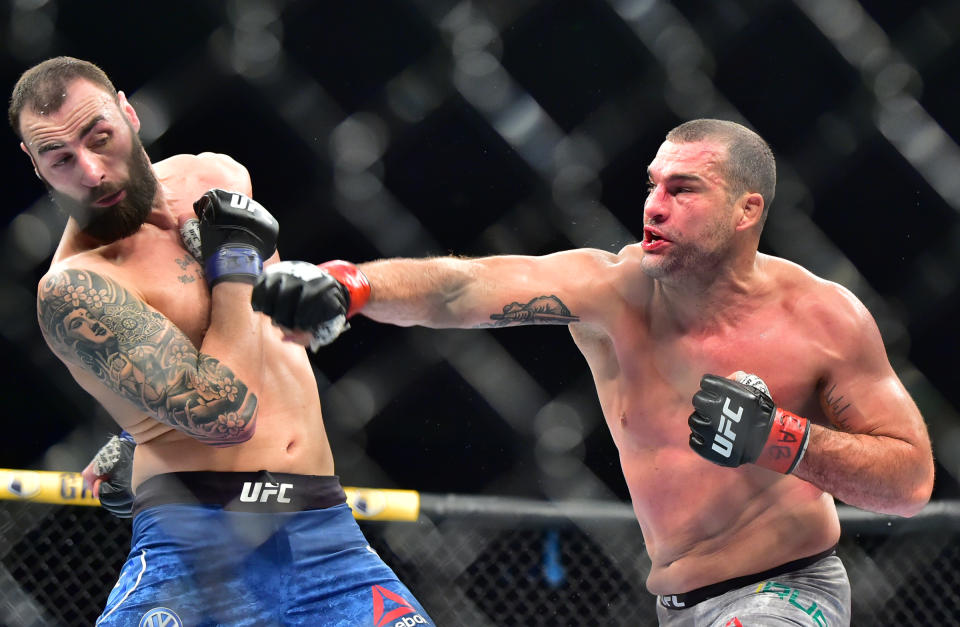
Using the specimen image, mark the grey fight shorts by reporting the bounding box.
[656,549,850,626]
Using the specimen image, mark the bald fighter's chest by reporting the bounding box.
[608,315,825,444]
[650,327,800,388]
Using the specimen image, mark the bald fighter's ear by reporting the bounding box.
[736,192,764,231]
[117,90,141,133]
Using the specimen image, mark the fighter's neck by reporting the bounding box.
[653,257,767,334]
[53,181,178,262]
[143,183,178,230]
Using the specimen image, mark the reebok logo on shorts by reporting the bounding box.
[371,585,429,626]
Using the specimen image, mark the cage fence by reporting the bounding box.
[1,498,957,626]
[2,2,960,626]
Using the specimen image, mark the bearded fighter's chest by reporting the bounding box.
[113,235,210,347]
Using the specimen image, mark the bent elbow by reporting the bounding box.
[204,420,257,447]
[899,471,935,519]
[211,409,258,447]
[888,463,935,518]
[895,497,929,519]
[195,396,259,447]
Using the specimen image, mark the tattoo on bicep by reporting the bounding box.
[485,295,580,327]
[37,269,256,443]
[824,383,853,430]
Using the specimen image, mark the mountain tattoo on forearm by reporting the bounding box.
[488,295,580,327]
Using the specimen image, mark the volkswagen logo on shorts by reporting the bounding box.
[139,607,183,627]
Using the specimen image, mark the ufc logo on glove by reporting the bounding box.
[711,398,744,458]
[689,373,810,475]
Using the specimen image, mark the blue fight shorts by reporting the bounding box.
[96,471,434,627]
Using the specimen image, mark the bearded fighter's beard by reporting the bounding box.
[46,143,158,243]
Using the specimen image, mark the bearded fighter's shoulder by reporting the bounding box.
[39,249,147,318]
[154,152,252,196]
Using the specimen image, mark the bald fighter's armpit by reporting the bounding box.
[252,260,370,349]
[688,374,810,474]
[193,188,279,286]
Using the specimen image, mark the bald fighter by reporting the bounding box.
[253,119,934,625]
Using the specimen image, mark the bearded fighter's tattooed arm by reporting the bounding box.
[37,269,256,445]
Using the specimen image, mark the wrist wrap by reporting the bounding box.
[755,409,810,474]
[318,260,370,317]
[205,245,263,286]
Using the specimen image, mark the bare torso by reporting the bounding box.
[569,246,840,594]
[47,154,334,490]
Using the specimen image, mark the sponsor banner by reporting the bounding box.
[346,487,420,521]
[0,469,99,506]
[0,468,422,521]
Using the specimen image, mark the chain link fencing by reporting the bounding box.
[1,499,957,626]
[2,2,959,625]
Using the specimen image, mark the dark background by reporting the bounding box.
[1,0,958,505]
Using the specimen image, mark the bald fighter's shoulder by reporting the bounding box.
[763,254,876,340]
[545,246,635,287]
[762,255,855,299]
[556,246,622,267]
[154,152,251,195]
[609,242,654,290]
[526,246,620,276]
[616,242,646,266]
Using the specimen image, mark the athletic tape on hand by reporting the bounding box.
[309,315,348,352]
[180,218,203,261]
[734,371,770,397]
[91,434,127,477]
[263,261,350,352]
[734,371,810,474]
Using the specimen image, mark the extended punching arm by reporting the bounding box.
[251,260,371,350]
